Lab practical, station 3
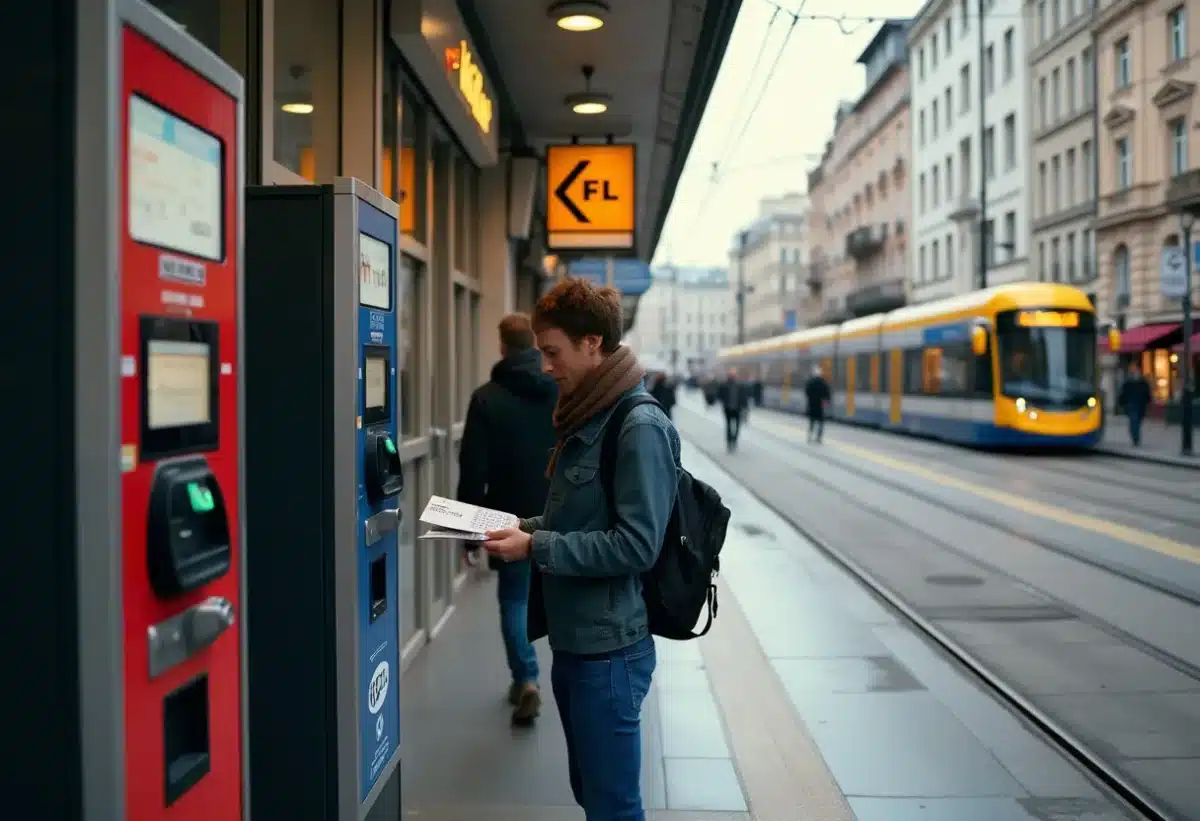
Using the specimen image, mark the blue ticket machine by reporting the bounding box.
[243,178,403,820]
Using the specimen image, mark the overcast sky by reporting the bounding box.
[653,0,926,268]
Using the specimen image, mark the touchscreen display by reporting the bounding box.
[147,340,211,429]
[128,95,224,261]
[359,233,391,310]
[365,356,388,410]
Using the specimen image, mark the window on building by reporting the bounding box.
[1114,244,1131,301]
[1066,58,1077,112]
[932,99,940,139]
[985,44,995,94]
[945,87,953,127]
[944,18,953,53]
[1003,28,1014,82]
[1169,6,1187,63]
[920,172,927,212]
[932,239,941,280]
[1039,241,1047,280]
[1065,232,1076,281]
[1171,117,1189,176]
[1051,236,1061,280]
[960,64,971,111]
[1081,139,1093,197]
[1003,113,1016,171]
[1083,228,1094,279]
[1115,37,1131,89]
[1066,147,1077,205]
[983,126,995,179]
[919,109,926,146]
[983,218,996,266]
[1038,0,1047,42]
[1082,46,1093,104]
[1039,77,1048,129]
[946,155,954,199]
[1052,66,1061,121]
[1004,211,1016,258]
[919,245,927,283]
[960,136,972,193]
[272,0,338,181]
[961,0,969,33]
[932,33,939,69]
[1115,136,1132,188]
[1051,155,1061,210]
[1052,0,1061,30]
[1039,162,1048,216]
[932,166,941,207]
[918,47,925,81]
[946,232,954,277]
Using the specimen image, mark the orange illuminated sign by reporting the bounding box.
[444,40,493,135]
[546,143,636,251]
[1018,310,1080,328]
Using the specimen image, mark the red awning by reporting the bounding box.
[1173,332,1200,353]
[1100,322,1179,353]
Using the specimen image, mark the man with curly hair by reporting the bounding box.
[483,277,680,821]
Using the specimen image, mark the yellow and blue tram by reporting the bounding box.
[717,283,1115,447]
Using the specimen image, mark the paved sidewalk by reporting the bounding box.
[1099,416,1199,469]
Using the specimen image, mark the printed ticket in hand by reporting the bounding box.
[418,495,518,541]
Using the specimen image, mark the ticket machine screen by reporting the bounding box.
[147,339,212,429]
[359,233,391,310]
[365,355,387,412]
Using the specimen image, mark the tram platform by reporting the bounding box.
[399,441,1134,821]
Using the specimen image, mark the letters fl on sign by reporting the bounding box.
[546,144,636,252]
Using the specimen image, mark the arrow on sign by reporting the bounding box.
[555,160,591,224]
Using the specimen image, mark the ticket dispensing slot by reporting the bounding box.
[363,344,403,504]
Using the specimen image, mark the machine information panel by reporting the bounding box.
[359,233,391,310]
[146,339,212,429]
[129,95,224,262]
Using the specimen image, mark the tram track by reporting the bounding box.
[680,407,1187,821]
[790,416,1200,531]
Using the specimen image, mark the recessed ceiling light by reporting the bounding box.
[280,102,314,115]
[550,1,608,32]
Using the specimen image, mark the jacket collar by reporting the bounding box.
[568,384,647,446]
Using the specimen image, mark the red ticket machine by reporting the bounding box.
[3,1,246,819]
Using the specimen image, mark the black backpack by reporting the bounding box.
[600,395,731,639]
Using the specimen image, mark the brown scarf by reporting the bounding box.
[546,345,646,477]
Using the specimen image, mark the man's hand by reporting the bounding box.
[483,527,533,562]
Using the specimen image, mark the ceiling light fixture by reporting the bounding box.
[550,0,609,32]
[280,102,314,115]
[566,64,611,115]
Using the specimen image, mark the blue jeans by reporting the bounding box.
[551,635,656,821]
[496,560,538,685]
[1128,409,1144,446]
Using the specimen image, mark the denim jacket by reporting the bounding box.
[521,383,681,655]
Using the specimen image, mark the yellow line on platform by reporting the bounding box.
[753,416,1200,564]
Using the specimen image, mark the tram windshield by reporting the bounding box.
[996,309,1097,409]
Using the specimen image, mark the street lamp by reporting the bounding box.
[1178,211,1195,455]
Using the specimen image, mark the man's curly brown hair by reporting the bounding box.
[531,277,623,353]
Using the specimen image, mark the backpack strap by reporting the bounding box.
[599,394,661,523]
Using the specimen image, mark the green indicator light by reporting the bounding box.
[187,482,215,513]
[384,438,397,455]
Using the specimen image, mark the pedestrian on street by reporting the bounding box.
[718,368,749,451]
[481,278,680,821]
[804,365,832,443]
[457,313,558,726]
[1117,363,1152,447]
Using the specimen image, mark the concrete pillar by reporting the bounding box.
[476,154,515,380]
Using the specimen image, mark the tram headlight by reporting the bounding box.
[1015,397,1027,413]
[1087,396,1097,408]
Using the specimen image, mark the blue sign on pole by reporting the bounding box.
[1165,245,1189,300]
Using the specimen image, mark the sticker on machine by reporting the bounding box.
[367,660,390,714]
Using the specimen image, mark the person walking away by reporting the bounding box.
[718,368,748,451]
[1117,363,1152,447]
[650,372,678,420]
[481,278,680,821]
[804,365,832,443]
[457,313,558,725]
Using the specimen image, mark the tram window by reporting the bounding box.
[939,344,971,395]
[879,352,891,392]
[855,353,872,391]
[903,349,924,394]
[973,350,993,396]
[869,354,880,393]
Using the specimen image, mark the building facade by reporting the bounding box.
[728,193,810,340]
[909,0,1032,302]
[1094,0,1199,407]
[627,266,734,375]
[806,20,913,327]
[1028,0,1100,298]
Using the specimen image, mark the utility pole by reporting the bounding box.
[977,0,988,290]
[735,230,749,344]
[1180,214,1195,456]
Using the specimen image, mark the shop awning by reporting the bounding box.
[1100,322,1179,353]
[1173,331,1200,353]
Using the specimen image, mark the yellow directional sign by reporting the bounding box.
[546,143,636,251]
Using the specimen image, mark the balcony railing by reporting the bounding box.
[845,224,887,261]
[1165,169,1200,213]
[846,277,906,317]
